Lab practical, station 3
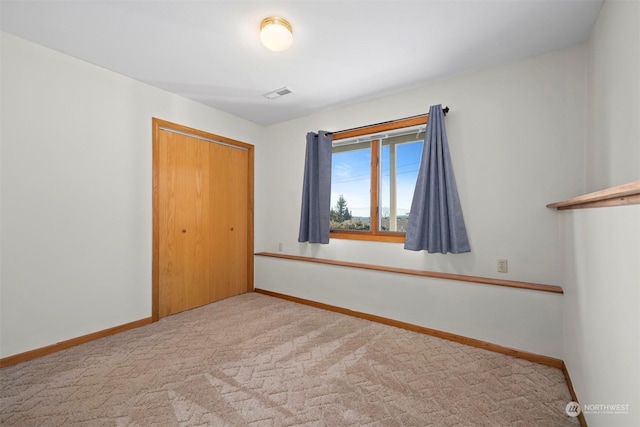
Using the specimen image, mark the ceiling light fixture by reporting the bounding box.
[260,17,293,52]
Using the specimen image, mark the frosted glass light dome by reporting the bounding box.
[260,17,293,52]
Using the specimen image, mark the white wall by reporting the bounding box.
[0,33,262,358]
[586,0,640,192]
[560,207,640,426]
[561,1,640,426]
[255,44,588,358]
[259,45,587,284]
[257,257,564,358]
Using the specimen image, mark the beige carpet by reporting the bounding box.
[1,292,578,426]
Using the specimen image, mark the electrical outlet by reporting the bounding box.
[497,259,508,273]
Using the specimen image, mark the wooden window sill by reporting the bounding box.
[330,231,405,243]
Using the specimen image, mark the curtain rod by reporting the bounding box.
[326,106,449,136]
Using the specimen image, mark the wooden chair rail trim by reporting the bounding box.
[255,252,563,294]
[0,317,153,368]
[547,180,640,210]
[254,288,563,369]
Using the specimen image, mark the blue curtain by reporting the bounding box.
[298,131,333,244]
[404,105,470,253]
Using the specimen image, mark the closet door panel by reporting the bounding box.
[226,145,249,297]
[158,130,211,316]
[209,143,248,302]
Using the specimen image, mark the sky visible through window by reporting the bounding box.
[331,139,423,219]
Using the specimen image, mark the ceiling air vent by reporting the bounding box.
[263,87,293,100]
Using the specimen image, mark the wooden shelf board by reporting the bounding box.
[255,252,562,294]
[547,180,640,210]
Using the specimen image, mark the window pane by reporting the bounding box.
[331,142,371,231]
[379,139,423,232]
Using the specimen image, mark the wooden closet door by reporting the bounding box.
[155,121,252,320]
[158,130,212,317]
[209,142,249,302]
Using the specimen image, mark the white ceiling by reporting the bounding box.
[1,0,603,126]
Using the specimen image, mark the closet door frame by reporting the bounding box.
[151,118,254,322]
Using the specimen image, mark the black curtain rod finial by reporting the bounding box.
[443,106,449,116]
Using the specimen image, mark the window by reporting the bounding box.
[330,116,427,242]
